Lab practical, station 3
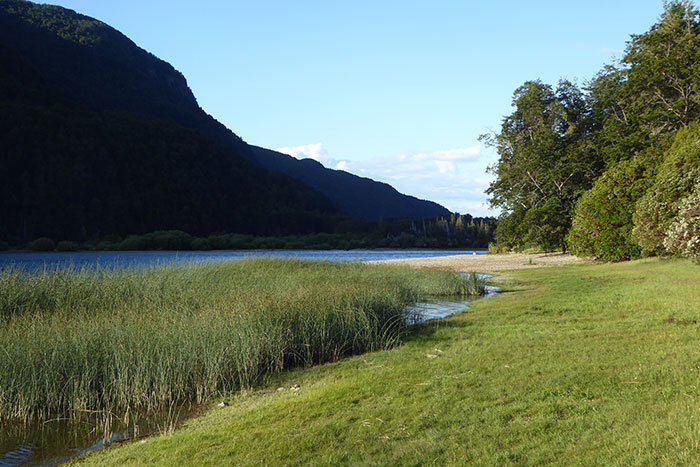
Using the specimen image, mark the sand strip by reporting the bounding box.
[373,252,586,273]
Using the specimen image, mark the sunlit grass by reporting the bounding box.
[78,258,700,465]
[0,259,477,424]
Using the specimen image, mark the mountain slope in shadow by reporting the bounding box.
[250,146,451,220]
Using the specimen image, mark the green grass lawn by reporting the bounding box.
[80,258,700,465]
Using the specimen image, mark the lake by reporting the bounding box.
[0,249,487,272]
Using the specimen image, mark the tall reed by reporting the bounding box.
[0,259,480,423]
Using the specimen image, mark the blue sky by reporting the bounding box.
[44,1,666,216]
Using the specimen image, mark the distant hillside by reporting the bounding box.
[0,0,453,244]
[0,0,235,145]
[0,1,347,243]
[250,147,451,220]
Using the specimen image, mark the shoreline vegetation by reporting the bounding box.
[1,215,496,253]
[0,259,484,427]
[76,256,700,465]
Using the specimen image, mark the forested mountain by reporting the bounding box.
[250,147,450,220]
[0,0,239,147]
[486,0,700,261]
[0,0,342,243]
[0,0,451,246]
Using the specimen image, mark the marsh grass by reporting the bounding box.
[462,271,486,295]
[0,259,477,425]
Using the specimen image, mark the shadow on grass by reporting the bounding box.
[402,317,474,344]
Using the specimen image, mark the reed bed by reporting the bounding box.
[0,258,479,424]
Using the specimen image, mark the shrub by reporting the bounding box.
[190,238,212,250]
[487,242,509,254]
[207,234,254,250]
[27,237,55,251]
[663,183,700,261]
[56,240,80,252]
[94,241,119,251]
[567,153,658,261]
[117,235,145,251]
[493,211,527,252]
[145,230,194,250]
[633,122,700,255]
[118,230,194,251]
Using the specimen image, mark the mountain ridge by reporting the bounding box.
[250,146,451,220]
[0,0,454,244]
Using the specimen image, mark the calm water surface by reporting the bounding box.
[0,249,486,272]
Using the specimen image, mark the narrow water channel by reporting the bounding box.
[404,280,499,325]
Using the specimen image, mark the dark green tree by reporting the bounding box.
[568,1,700,259]
[624,0,700,136]
[567,149,663,261]
[484,80,601,251]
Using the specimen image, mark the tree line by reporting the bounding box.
[6,214,495,252]
[486,1,700,261]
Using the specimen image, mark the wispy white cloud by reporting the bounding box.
[434,160,456,174]
[274,143,328,162]
[412,146,481,161]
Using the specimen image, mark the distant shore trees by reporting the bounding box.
[7,214,496,252]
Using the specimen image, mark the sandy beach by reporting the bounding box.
[375,252,587,273]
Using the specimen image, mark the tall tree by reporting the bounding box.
[484,80,601,251]
[568,0,700,259]
[588,0,700,166]
[624,0,700,135]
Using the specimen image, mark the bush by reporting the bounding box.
[190,238,212,250]
[27,237,56,252]
[493,211,528,252]
[117,235,145,251]
[487,242,509,254]
[633,123,700,255]
[567,153,658,261]
[146,230,194,250]
[663,183,700,261]
[0,241,9,251]
[207,234,254,250]
[56,240,80,252]
[118,230,194,251]
[94,241,119,251]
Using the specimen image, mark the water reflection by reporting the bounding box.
[0,405,196,466]
[404,297,473,324]
[405,272,498,325]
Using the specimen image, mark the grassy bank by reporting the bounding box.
[79,258,700,465]
[0,259,479,424]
